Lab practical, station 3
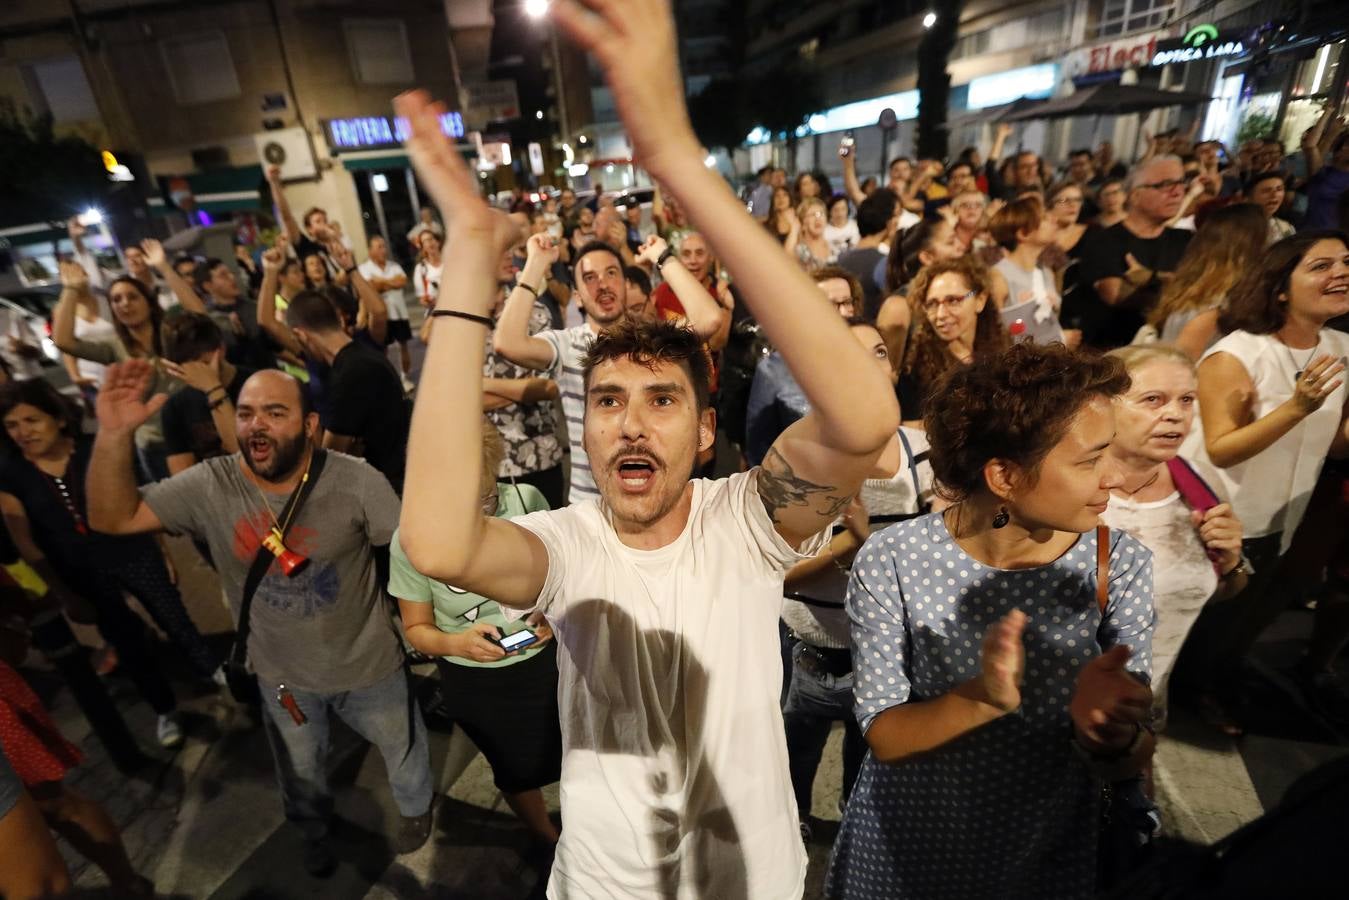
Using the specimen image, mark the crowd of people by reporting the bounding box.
[2,0,1348,897]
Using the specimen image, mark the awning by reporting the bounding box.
[339,146,476,172]
[154,165,267,215]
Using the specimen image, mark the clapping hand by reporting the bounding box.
[636,234,669,266]
[1070,645,1152,752]
[58,260,90,291]
[1287,354,1345,416]
[95,360,168,434]
[550,0,698,178]
[965,609,1026,713]
[140,238,168,270]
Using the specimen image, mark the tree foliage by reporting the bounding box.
[687,59,825,155]
[0,99,110,228]
[688,78,750,154]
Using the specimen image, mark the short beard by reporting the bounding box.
[243,431,308,482]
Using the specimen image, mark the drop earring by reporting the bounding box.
[992,506,1010,529]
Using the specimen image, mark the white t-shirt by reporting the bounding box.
[539,323,598,504]
[358,259,409,321]
[1102,487,1218,713]
[1181,328,1349,551]
[511,469,826,900]
[824,220,860,259]
[412,260,443,307]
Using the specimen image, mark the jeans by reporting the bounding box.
[259,665,432,841]
[782,640,866,821]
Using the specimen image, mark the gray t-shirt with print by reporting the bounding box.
[141,451,403,693]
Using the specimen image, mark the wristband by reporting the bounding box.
[208,395,229,411]
[656,247,676,269]
[515,280,540,298]
[429,309,494,328]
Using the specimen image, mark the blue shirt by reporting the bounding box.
[1303,165,1349,229]
[745,352,808,466]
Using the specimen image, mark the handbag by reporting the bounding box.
[1093,523,1161,889]
[1166,455,1225,573]
[223,449,327,704]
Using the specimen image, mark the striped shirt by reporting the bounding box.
[540,324,599,504]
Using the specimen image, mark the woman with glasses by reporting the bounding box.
[825,195,860,260]
[826,342,1155,900]
[897,257,1008,425]
[390,418,561,857]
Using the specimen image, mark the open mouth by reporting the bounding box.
[615,457,657,491]
[248,436,274,463]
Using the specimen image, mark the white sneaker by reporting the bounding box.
[157,712,184,749]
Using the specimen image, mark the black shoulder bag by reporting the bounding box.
[224,449,327,704]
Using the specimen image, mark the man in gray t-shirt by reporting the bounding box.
[86,364,432,877]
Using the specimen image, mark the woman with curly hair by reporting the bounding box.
[826,341,1155,900]
[1147,203,1268,358]
[897,256,1009,424]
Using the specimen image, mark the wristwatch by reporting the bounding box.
[655,247,676,270]
[1221,554,1253,579]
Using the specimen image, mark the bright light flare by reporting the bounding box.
[922,11,937,28]
[524,0,549,19]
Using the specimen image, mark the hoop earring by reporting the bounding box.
[992,506,1010,529]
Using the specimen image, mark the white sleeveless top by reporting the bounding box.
[1180,328,1349,551]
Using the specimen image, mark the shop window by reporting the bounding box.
[1090,0,1174,40]
[160,32,241,105]
[23,55,99,123]
[344,19,415,86]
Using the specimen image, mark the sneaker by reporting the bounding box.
[393,809,433,855]
[156,712,184,749]
[302,838,336,878]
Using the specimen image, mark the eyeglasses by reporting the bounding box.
[921,291,976,314]
[1053,196,1084,206]
[1138,179,1186,193]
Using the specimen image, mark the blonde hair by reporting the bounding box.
[1106,343,1196,375]
[797,196,826,222]
[1149,203,1267,328]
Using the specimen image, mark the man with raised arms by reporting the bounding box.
[396,1,898,896]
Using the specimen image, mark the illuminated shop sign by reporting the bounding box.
[1150,24,1246,66]
[324,113,465,151]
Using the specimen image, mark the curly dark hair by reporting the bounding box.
[925,342,1131,501]
[0,378,84,458]
[581,318,711,411]
[902,256,1009,384]
[1219,229,1349,335]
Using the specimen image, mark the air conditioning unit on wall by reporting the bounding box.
[253,127,317,180]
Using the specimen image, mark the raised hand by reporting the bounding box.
[636,234,669,266]
[524,232,560,268]
[1070,644,1152,751]
[550,0,698,177]
[266,165,282,184]
[261,245,284,272]
[1287,354,1345,416]
[326,238,355,272]
[140,238,168,270]
[970,609,1026,713]
[95,360,168,434]
[58,259,90,291]
[396,90,517,258]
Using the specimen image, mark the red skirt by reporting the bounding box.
[0,660,83,786]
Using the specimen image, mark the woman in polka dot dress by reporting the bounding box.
[826,343,1157,900]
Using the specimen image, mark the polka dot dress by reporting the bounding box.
[0,660,82,787]
[825,512,1154,900]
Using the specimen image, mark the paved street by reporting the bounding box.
[18,518,1348,899]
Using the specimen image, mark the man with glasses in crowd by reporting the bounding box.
[1076,155,1194,348]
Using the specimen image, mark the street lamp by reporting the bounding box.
[922,11,937,28]
[524,0,549,18]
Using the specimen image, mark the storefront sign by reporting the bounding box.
[1150,25,1246,67]
[324,113,465,152]
[1065,29,1170,78]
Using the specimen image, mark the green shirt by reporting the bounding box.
[389,481,550,668]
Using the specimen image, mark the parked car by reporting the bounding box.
[0,286,80,396]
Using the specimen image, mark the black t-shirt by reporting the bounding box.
[161,365,255,462]
[837,246,886,318]
[1075,223,1193,349]
[325,341,409,494]
[0,437,153,573]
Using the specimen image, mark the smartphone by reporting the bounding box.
[492,629,539,653]
[839,136,855,158]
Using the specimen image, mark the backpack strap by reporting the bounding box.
[1096,522,1110,615]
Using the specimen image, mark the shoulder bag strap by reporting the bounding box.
[1096,522,1110,615]
[896,428,922,509]
[230,449,328,665]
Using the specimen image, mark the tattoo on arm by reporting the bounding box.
[758,446,852,526]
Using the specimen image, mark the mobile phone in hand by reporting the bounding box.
[491,629,539,653]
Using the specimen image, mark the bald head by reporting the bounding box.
[236,370,314,481]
